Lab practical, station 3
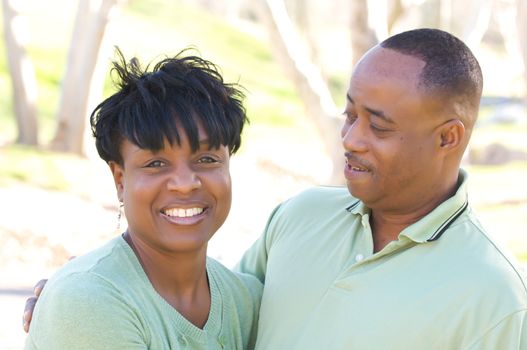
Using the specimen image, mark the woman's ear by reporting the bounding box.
[439,119,465,151]
[108,161,124,202]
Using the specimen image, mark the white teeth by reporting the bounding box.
[164,207,204,218]
[352,166,367,172]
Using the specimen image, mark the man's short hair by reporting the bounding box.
[90,48,248,165]
[380,28,483,108]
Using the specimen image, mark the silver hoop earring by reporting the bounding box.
[117,201,124,230]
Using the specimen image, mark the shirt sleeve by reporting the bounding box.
[25,272,149,350]
[233,203,283,284]
[467,309,527,350]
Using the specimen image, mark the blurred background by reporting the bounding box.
[1,0,526,348]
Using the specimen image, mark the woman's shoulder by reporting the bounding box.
[43,236,135,297]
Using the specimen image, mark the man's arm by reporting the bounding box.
[23,279,47,333]
[23,256,77,332]
[233,204,283,284]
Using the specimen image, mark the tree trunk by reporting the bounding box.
[387,0,405,34]
[451,0,493,48]
[350,0,378,67]
[51,0,122,155]
[518,0,527,105]
[418,0,442,28]
[256,0,344,184]
[2,0,38,145]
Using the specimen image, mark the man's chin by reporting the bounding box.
[346,183,365,200]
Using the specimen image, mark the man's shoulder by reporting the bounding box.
[206,258,263,321]
[207,257,263,297]
[444,214,527,302]
[280,185,355,213]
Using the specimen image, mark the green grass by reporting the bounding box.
[118,1,303,127]
[0,145,77,191]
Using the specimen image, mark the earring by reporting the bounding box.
[117,201,124,230]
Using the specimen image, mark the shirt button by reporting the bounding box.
[355,254,364,262]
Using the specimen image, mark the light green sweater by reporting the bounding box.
[25,236,262,349]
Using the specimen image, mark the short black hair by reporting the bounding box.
[380,28,483,107]
[90,48,248,165]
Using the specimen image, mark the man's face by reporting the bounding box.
[110,123,232,255]
[342,47,447,212]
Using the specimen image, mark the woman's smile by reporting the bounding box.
[161,205,208,226]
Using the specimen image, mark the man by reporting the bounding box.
[235,28,527,349]
[24,29,527,349]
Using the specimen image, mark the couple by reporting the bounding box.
[24,28,527,349]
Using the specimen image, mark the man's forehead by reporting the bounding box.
[352,47,425,81]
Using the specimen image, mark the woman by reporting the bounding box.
[24,49,262,349]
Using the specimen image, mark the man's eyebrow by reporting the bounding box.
[346,93,394,124]
[365,107,395,124]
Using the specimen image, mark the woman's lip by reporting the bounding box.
[162,207,205,218]
[161,208,207,226]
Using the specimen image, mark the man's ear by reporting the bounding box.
[108,161,124,202]
[438,119,465,152]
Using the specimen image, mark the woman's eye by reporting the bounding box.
[145,160,165,168]
[197,156,218,164]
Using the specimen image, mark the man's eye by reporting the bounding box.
[145,160,165,168]
[370,124,389,132]
[197,156,218,164]
[343,112,357,124]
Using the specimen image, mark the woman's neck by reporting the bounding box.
[123,231,211,328]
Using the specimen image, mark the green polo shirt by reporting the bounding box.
[236,170,527,349]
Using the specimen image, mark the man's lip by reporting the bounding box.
[344,153,371,172]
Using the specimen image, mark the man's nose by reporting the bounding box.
[166,164,201,194]
[341,119,368,153]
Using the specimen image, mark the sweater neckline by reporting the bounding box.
[117,236,223,343]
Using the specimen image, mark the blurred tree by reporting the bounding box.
[455,0,493,48]
[387,0,405,33]
[350,0,378,67]
[517,0,527,104]
[51,0,124,155]
[256,0,344,183]
[2,0,38,145]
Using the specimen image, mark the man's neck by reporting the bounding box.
[369,180,459,253]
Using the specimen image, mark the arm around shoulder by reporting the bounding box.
[25,272,148,350]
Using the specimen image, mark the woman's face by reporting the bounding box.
[110,124,232,255]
